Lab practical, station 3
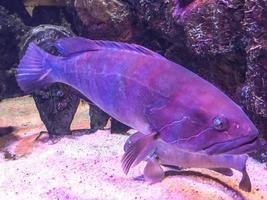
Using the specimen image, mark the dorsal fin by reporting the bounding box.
[55,37,163,58]
[55,37,99,56]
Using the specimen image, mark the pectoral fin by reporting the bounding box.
[122,132,158,174]
[144,157,164,183]
[123,132,145,152]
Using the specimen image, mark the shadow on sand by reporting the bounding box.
[165,170,245,200]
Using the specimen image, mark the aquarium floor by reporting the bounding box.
[0,96,266,200]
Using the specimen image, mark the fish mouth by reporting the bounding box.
[203,135,266,155]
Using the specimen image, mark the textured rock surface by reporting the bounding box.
[0,96,266,200]
[173,0,244,55]
[0,6,29,100]
[0,0,32,25]
[110,118,130,134]
[238,0,267,135]
[89,104,110,132]
[72,0,133,41]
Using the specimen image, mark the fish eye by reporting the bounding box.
[213,116,229,131]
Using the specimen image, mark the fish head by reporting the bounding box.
[199,110,260,155]
[175,88,264,155]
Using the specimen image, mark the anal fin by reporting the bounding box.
[144,157,164,183]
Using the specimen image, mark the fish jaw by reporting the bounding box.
[203,133,265,155]
[143,156,164,184]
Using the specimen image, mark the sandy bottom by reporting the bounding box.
[0,96,266,200]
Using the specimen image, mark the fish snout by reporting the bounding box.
[204,134,261,155]
[248,126,259,138]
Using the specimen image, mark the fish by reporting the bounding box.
[16,37,264,189]
[124,132,252,192]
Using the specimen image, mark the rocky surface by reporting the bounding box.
[89,104,110,133]
[238,0,267,135]
[0,0,32,25]
[0,96,266,200]
[72,0,133,41]
[0,6,29,100]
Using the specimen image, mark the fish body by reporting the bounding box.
[16,37,265,190]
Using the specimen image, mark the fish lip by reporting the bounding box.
[203,134,262,155]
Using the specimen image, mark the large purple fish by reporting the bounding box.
[16,37,264,190]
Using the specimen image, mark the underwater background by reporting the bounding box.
[0,0,267,200]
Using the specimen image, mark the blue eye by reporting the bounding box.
[213,116,228,131]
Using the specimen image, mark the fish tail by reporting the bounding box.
[16,43,56,92]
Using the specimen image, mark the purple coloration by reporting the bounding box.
[16,37,263,191]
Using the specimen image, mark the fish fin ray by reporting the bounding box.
[123,132,146,152]
[55,37,99,56]
[122,132,157,174]
[16,43,56,92]
[55,37,164,58]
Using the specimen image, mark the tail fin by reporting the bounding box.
[16,43,56,92]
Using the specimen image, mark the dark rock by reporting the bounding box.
[32,83,80,135]
[250,147,267,163]
[89,104,110,133]
[89,104,130,134]
[72,0,134,41]
[32,6,64,26]
[173,0,244,55]
[19,25,80,135]
[0,0,33,25]
[0,6,29,100]
[111,118,130,134]
[129,0,185,44]
[237,0,267,139]
[198,53,247,99]
[0,126,16,137]
[31,5,73,28]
